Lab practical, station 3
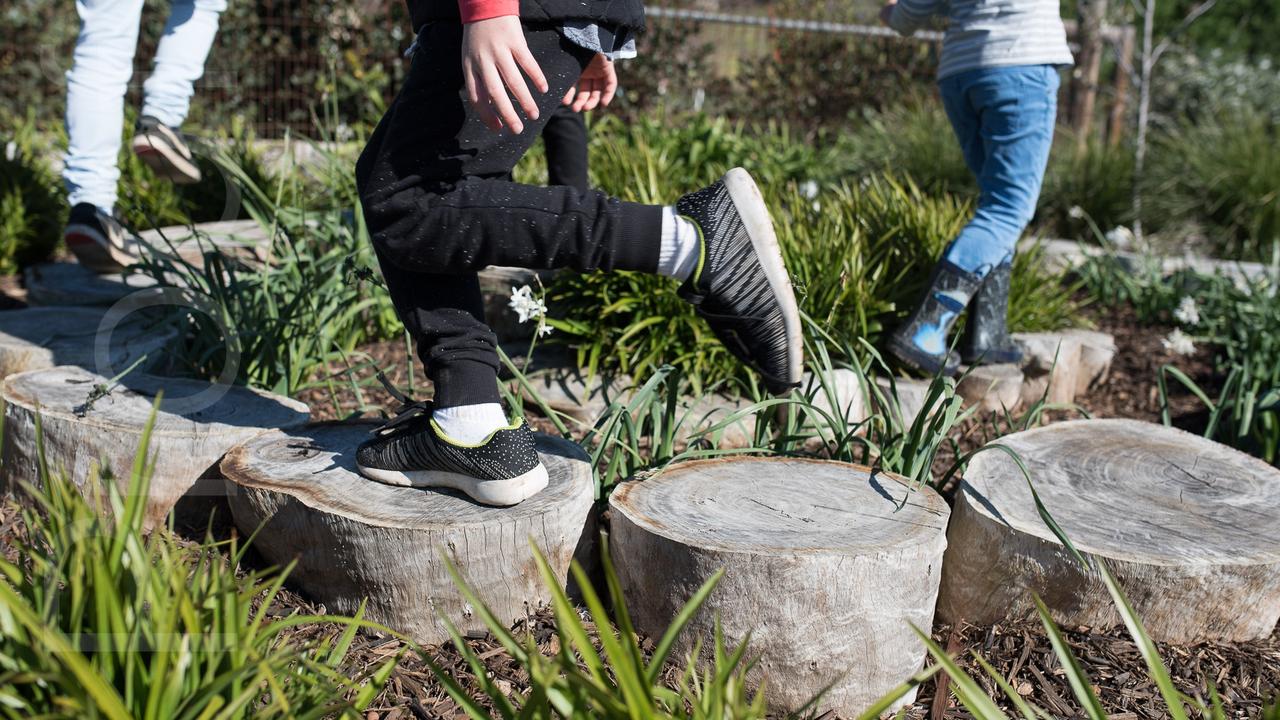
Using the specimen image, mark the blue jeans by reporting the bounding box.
[63,0,226,211]
[938,64,1060,275]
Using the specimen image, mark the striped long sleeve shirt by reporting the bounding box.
[887,0,1074,80]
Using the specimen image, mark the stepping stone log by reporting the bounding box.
[26,222,273,308]
[609,458,950,715]
[220,423,595,645]
[1,366,309,530]
[939,419,1280,643]
[0,307,176,379]
[957,363,1024,413]
[24,263,161,307]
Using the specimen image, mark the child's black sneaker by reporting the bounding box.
[131,116,202,184]
[356,401,549,506]
[63,202,141,273]
[676,168,803,395]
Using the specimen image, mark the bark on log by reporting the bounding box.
[221,422,595,645]
[609,458,950,715]
[1,366,309,530]
[938,418,1280,643]
[0,307,175,379]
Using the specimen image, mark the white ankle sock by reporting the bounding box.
[657,207,701,281]
[433,403,510,444]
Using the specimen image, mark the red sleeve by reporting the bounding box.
[458,0,518,22]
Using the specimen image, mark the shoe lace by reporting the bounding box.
[373,370,433,434]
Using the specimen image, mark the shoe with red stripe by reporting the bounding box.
[63,203,140,273]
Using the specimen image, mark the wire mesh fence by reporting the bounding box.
[1,2,1130,140]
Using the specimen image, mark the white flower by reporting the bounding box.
[3,141,15,162]
[1162,328,1196,356]
[508,285,546,324]
[537,323,554,337]
[1174,296,1201,326]
[1104,226,1134,249]
[799,180,820,200]
[1068,205,1086,220]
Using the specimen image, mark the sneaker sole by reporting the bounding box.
[64,224,135,273]
[356,462,550,507]
[723,167,804,391]
[132,135,202,185]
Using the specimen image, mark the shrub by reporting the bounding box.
[1151,47,1280,127]
[0,132,63,273]
[839,100,974,198]
[0,411,398,717]
[1039,134,1135,241]
[1143,111,1279,260]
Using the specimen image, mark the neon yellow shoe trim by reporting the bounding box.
[429,416,525,449]
[681,214,707,286]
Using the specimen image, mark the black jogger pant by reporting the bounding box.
[542,105,589,192]
[355,22,663,409]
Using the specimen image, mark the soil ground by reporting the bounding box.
[2,274,1272,718]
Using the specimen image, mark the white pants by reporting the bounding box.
[63,0,226,210]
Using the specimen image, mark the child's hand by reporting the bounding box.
[462,16,550,134]
[879,1,897,26]
[561,53,617,113]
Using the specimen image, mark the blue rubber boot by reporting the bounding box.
[887,259,984,377]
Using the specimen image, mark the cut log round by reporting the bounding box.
[0,307,176,379]
[24,263,161,306]
[609,458,950,715]
[957,363,1025,413]
[938,418,1280,643]
[1014,331,1084,405]
[1,366,309,530]
[221,423,595,645]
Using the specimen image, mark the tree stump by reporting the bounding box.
[24,263,161,306]
[136,219,274,266]
[1015,331,1085,405]
[609,458,950,715]
[957,364,1025,413]
[0,307,175,379]
[221,422,595,645]
[1,366,309,530]
[938,418,1280,643]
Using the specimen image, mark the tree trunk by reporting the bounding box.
[1,366,309,530]
[938,419,1280,643]
[0,307,175,379]
[221,422,596,645]
[1069,0,1110,144]
[609,457,950,716]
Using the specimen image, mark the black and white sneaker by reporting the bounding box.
[131,116,202,184]
[356,400,549,506]
[63,203,141,273]
[676,168,803,395]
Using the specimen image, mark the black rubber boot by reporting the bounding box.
[960,261,1024,366]
[887,258,984,377]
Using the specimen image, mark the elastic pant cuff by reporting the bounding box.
[431,358,502,409]
[615,202,664,273]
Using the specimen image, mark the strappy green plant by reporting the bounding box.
[0,403,401,719]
